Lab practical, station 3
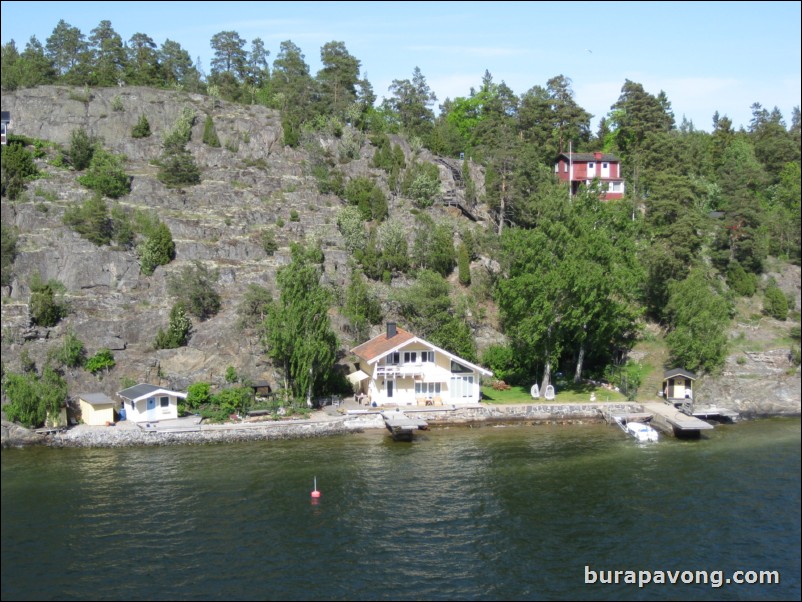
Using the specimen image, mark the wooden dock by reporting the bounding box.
[381,410,429,441]
[641,402,714,438]
[691,406,740,423]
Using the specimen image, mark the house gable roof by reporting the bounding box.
[556,152,620,163]
[663,368,698,380]
[351,326,416,362]
[118,383,187,401]
[351,327,493,377]
[79,393,116,406]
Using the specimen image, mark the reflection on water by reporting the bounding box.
[2,419,800,601]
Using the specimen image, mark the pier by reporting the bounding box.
[641,402,714,438]
[381,410,429,441]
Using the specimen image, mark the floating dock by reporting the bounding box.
[381,410,429,441]
[641,402,714,438]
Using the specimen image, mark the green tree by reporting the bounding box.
[763,285,788,320]
[394,269,476,361]
[77,149,130,198]
[343,268,382,342]
[167,261,221,320]
[210,30,248,81]
[29,274,67,327]
[63,194,113,245]
[385,66,437,139]
[202,114,221,147]
[45,19,88,80]
[88,20,126,86]
[131,114,151,138]
[155,303,192,349]
[458,242,471,286]
[138,221,175,275]
[67,127,96,171]
[3,367,67,428]
[186,382,211,410]
[317,41,361,119]
[664,268,731,374]
[53,329,86,369]
[237,283,272,329]
[262,243,338,403]
[1,223,18,286]
[125,33,160,86]
[1,139,39,200]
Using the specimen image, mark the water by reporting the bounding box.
[2,419,800,601]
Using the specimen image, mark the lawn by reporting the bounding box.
[481,381,629,404]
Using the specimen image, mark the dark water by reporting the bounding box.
[2,419,800,601]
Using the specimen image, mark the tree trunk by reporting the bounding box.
[574,341,586,383]
[540,359,552,395]
[497,171,506,236]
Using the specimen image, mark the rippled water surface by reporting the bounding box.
[2,419,800,600]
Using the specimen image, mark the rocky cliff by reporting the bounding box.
[1,85,799,418]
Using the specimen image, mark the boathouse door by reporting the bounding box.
[146,396,157,421]
[386,380,394,401]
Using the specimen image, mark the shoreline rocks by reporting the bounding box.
[5,401,799,450]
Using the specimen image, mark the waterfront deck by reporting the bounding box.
[641,402,714,437]
[381,410,429,441]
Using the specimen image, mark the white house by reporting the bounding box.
[349,323,493,407]
[117,384,186,423]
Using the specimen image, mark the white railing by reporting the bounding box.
[376,364,433,378]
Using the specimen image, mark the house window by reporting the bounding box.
[450,375,474,398]
[588,162,595,168]
[386,352,399,365]
[415,382,441,396]
[160,396,169,408]
[451,360,472,373]
[563,162,568,173]
[602,162,608,169]
[610,182,622,192]
[403,351,417,364]
[421,351,434,363]
[555,164,559,173]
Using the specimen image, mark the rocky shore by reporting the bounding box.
[3,401,758,449]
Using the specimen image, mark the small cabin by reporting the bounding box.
[78,393,118,426]
[662,368,697,405]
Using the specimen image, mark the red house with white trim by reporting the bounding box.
[555,152,625,200]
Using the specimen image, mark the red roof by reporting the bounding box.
[351,326,415,362]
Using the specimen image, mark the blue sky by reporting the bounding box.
[2,1,800,132]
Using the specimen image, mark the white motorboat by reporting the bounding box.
[613,416,659,442]
[624,421,659,442]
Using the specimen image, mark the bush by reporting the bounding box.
[131,115,151,138]
[727,262,757,297]
[29,275,67,327]
[261,228,278,255]
[1,223,18,286]
[167,262,221,320]
[85,348,115,375]
[63,194,114,245]
[52,330,86,369]
[157,147,200,187]
[77,149,131,198]
[764,285,788,320]
[67,128,96,171]
[185,382,211,411]
[1,140,39,200]
[155,303,192,349]
[138,222,175,275]
[3,367,67,428]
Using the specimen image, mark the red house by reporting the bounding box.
[555,152,625,200]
